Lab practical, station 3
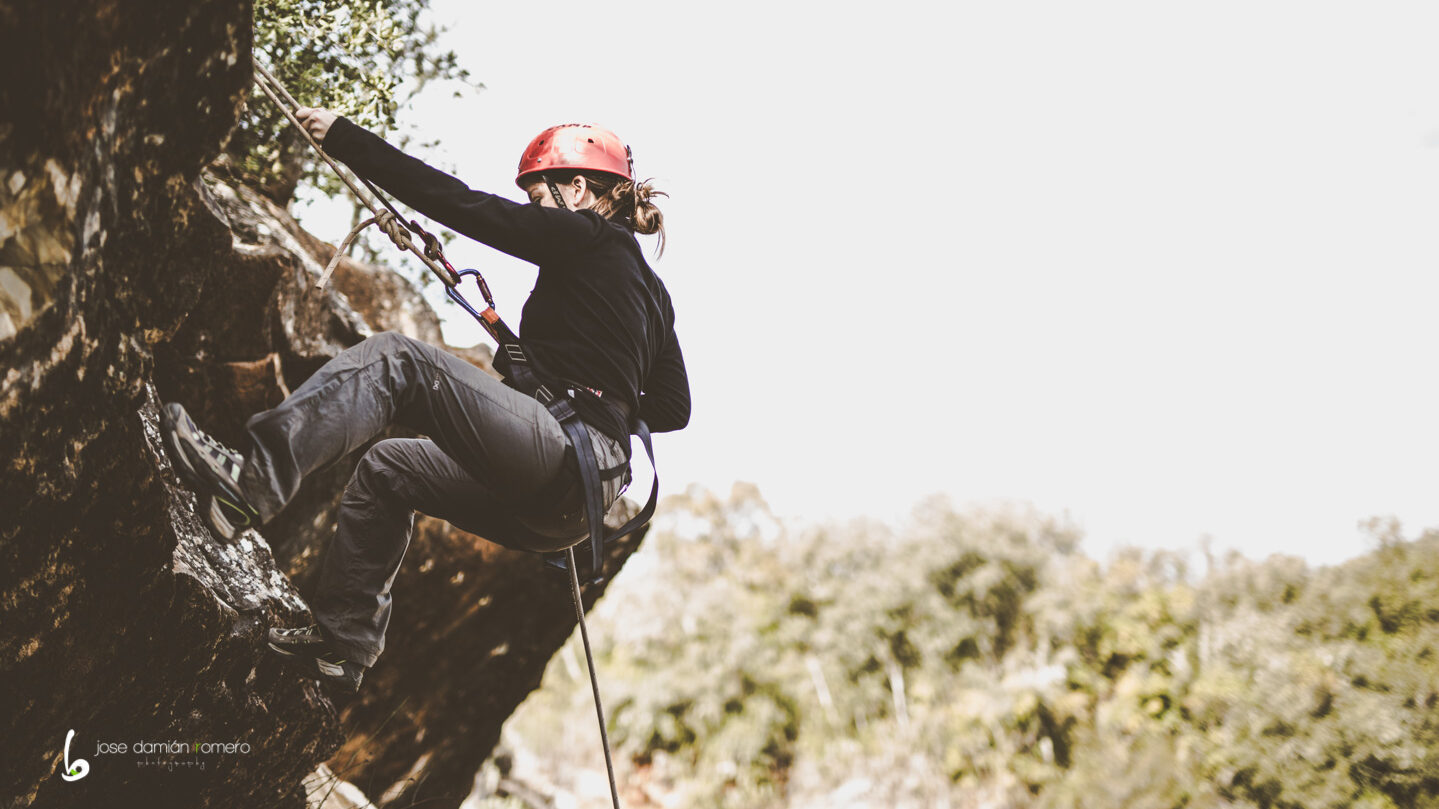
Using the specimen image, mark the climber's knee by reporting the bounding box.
[347,438,411,505]
[365,330,422,357]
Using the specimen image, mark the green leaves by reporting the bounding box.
[227,0,478,203]
[502,490,1439,808]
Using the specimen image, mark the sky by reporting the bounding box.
[297,1,1439,566]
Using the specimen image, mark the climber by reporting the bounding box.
[161,109,690,692]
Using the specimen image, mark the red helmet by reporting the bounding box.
[515,123,634,189]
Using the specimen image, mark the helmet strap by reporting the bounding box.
[543,174,568,210]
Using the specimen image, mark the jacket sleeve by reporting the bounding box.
[639,327,691,433]
[323,116,602,266]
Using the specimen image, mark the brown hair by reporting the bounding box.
[556,170,668,257]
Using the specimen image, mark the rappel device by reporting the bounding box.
[252,62,649,809]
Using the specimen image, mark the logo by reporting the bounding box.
[61,730,90,781]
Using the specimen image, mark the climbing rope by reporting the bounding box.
[566,545,623,809]
[251,60,626,809]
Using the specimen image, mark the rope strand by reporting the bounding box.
[567,546,624,809]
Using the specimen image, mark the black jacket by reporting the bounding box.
[325,117,691,443]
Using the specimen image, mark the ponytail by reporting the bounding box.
[577,172,668,257]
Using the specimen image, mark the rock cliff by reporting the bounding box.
[0,3,643,807]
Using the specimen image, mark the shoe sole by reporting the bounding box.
[265,641,335,662]
[267,643,362,692]
[324,676,362,695]
[208,497,241,541]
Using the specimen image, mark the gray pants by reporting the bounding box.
[237,332,625,667]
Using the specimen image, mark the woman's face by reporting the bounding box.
[525,177,591,209]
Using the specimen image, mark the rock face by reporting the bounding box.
[0,3,645,807]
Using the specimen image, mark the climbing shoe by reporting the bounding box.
[160,402,261,542]
[267,625,364,693]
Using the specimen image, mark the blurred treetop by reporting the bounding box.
[501,487,1439,809]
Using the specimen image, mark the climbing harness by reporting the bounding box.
[252,62,655,809]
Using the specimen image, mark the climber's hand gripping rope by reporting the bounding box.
[293,106,337,144]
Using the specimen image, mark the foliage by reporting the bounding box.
[226,0,478,203]
[498,488,1439,809]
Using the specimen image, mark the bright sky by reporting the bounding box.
[298,1,1439,567]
